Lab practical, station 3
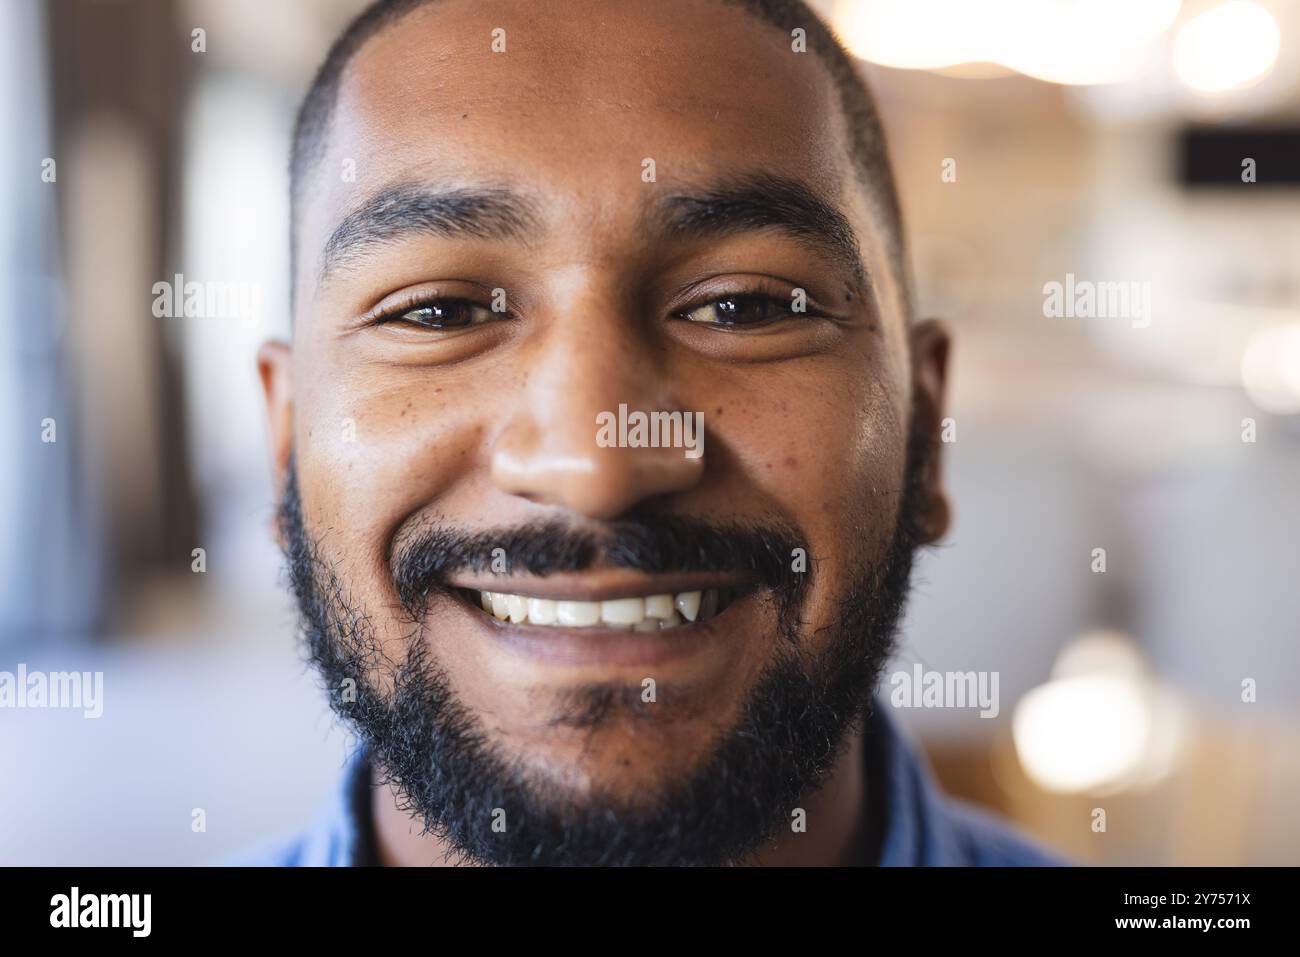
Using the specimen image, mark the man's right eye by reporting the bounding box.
[385,299,500,329]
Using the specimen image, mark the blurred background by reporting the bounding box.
[1,0,1297,865]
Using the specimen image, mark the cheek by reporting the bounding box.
[720,368,907,608]
[291,362,489,580]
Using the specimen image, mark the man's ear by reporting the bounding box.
[909,318,952,544]
[257,339,294,523]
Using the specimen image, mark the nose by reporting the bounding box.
[490,299,705,520]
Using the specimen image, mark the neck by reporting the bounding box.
[371,726,870,867]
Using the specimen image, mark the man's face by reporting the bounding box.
[261,0,949,864]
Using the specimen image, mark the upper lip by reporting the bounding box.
[445,570,754,602]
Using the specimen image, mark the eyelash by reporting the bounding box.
[673,292,822,329]
[368,288,821,331]
[369,296,504,330]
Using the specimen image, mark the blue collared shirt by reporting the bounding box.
[229,703,1066,866]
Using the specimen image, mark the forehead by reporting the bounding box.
[299,0,872,291]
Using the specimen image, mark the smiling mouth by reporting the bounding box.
[462,587,740,631]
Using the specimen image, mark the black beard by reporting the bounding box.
[279,416,929,866]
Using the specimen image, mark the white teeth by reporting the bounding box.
[556,600,601,627]
[675,590,702,622]
[473,587,727,630]
[644,594,675,619]
[489,592,510,620]
[505,594,529,623]
[526,597,557,624]
[601,597,645,625]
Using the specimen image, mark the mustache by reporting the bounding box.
[388,511,808,619]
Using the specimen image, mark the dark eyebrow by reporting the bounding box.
[317,183,540,283]
[655,172,869,290]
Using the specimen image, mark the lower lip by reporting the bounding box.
[454,591,747,668]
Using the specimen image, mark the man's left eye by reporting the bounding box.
[397,300,498,329]
[679,294,805,328]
